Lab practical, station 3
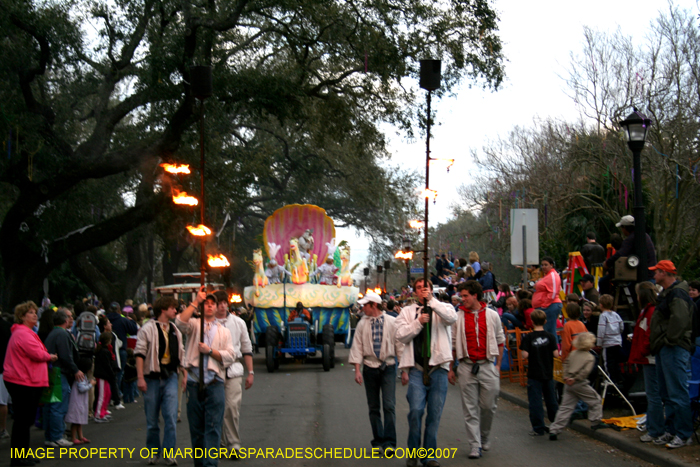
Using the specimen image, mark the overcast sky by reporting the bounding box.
[336,0,698,269]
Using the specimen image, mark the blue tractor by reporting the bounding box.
[265,317,336,372]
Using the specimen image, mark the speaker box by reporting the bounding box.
[420,60,442,91]
[190,65,213,99]
[384,260,391,270]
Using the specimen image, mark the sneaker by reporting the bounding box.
[666,436,692,449]
[639,433,654,443]
[115,403,126,410]
[0,429,9,439]
[54,439,73,447]
[93,417,110,424]
[652,433,674,445]
[468,447,482,459]
[529,431,546,436]
[106,410,112,415]
[426,461,440,467]
[165,458,177,466]
[591,422,611,430]
[147,457,158,465]
[44,441,59,447]
[549,433,558,441]
[406,457,418,467]
[481,439,490,451]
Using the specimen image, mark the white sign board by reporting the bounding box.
[510,209,539,266]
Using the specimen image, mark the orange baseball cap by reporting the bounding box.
[649,260,676,274]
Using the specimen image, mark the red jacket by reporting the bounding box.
[532,270,562,309]
[629,305,655,365]
[3,324,52,387]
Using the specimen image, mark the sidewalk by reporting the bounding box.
[499,379,700,467]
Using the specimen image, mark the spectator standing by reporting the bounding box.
[519,309,559,436]
[532,257,563,339]
[580,232,606,275]
[449,281,505,459]
[4,302,57,466]
[349,291,401,455]
[649,260,694,449]
[630,282,663,444]
[44,309,85,447]
[135,296,184,465]
[579,274,599,305]
[468,252,481,276]
[64,358,94,444]
[395,279,457,467]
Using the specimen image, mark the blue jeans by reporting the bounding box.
[363,365,397,449]
[116,349,127,397]
[44,373,71,442]
[643,364,665,437]
[527,378,558,434]
[542,303,562,340]
[187,381,225,467]
[145,373,179,457]
[501,313,523,330]
[406,368,448,464]
[656,345,692,439]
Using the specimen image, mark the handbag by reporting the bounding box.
[40,366,63,404]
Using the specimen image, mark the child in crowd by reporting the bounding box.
[93,333,115,423]
[519,299,534,330]
[65,358,95,444]
[581,301,599,334]
[561,303,588,362]
[549,332,608,440]
[596,294,624,386]
[519,309,559,436]
[501,296,524,330]
[122,349,138,403]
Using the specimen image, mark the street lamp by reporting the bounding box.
[619,108,651,283]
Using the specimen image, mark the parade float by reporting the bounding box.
[243,204,359,372]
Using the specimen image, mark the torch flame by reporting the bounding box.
[395,250,414,260]
[421,188,438,200]
[161,163,191,174]
[229,294,242,303]
[409,220,424,229]
[186,224,212,237]
[374,287,382,295]
[207,254,230,268]
[172,191,199,206]
[429,158,455,171]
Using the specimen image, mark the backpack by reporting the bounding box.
[75,312,98,354]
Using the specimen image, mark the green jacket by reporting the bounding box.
[649,280,693,354]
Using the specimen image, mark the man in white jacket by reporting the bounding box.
[213,291,254,455]
[449,281,505,459]
[395,279,457,467]
[349,290,401,455]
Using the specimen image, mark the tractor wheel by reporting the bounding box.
[330,347,336,368]
[322,344,331,372]
[266,345,275,373]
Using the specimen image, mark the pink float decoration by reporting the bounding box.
[263,204,336,268]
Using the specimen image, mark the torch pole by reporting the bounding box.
[198,99,206,398]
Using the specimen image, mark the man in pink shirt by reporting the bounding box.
[532,257,562,339]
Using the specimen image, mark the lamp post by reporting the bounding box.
[619,108,651,283]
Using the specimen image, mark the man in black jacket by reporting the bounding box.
[580,232,606,275]
[44,309,85,447]
[107,302,138,404]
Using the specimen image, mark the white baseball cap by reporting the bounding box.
[616,215,635,227]
[358,291,382,306]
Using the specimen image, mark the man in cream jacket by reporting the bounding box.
[449,281,505,459]
[349,290,402,455]
[212,291,254,455]
[396,279,457,467]
[176,288,234,467]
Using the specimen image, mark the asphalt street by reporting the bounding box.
[0,348,653,467]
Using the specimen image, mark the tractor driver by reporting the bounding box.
[288,302,312,323]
